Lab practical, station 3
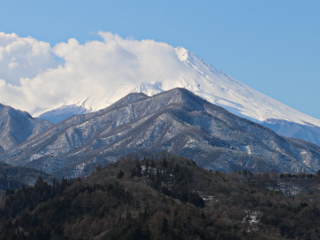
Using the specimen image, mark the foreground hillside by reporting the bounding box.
[1,155,320,239]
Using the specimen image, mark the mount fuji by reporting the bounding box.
[35,47,320,146]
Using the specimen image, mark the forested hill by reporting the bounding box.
[1,155,320,239]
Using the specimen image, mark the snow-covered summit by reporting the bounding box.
[172,48,320,127]
[36,46,320,129]
[135,47,320,128]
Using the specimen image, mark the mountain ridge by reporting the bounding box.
[2,88,320,177]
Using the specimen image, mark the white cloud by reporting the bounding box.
[0,32,58,86]
[0,32,192,114]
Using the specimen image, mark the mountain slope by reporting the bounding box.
[35,47,320,146]
[0,161,51,190]
[0,104,53,151]
[2,88,320,177]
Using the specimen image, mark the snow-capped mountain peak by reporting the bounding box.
[173,48,320,127]
[35,46,320,144]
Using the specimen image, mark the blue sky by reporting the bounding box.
[1,0,319,118]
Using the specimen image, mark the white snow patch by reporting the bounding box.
[75,163,87,171]
[242,211,263,233]
[245,146,252,155]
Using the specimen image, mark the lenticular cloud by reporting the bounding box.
[0,32,189,114]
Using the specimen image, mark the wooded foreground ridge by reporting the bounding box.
[1,154,320,239]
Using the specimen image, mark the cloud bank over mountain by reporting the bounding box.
[2,32,320,147]
[0,32,193,114]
